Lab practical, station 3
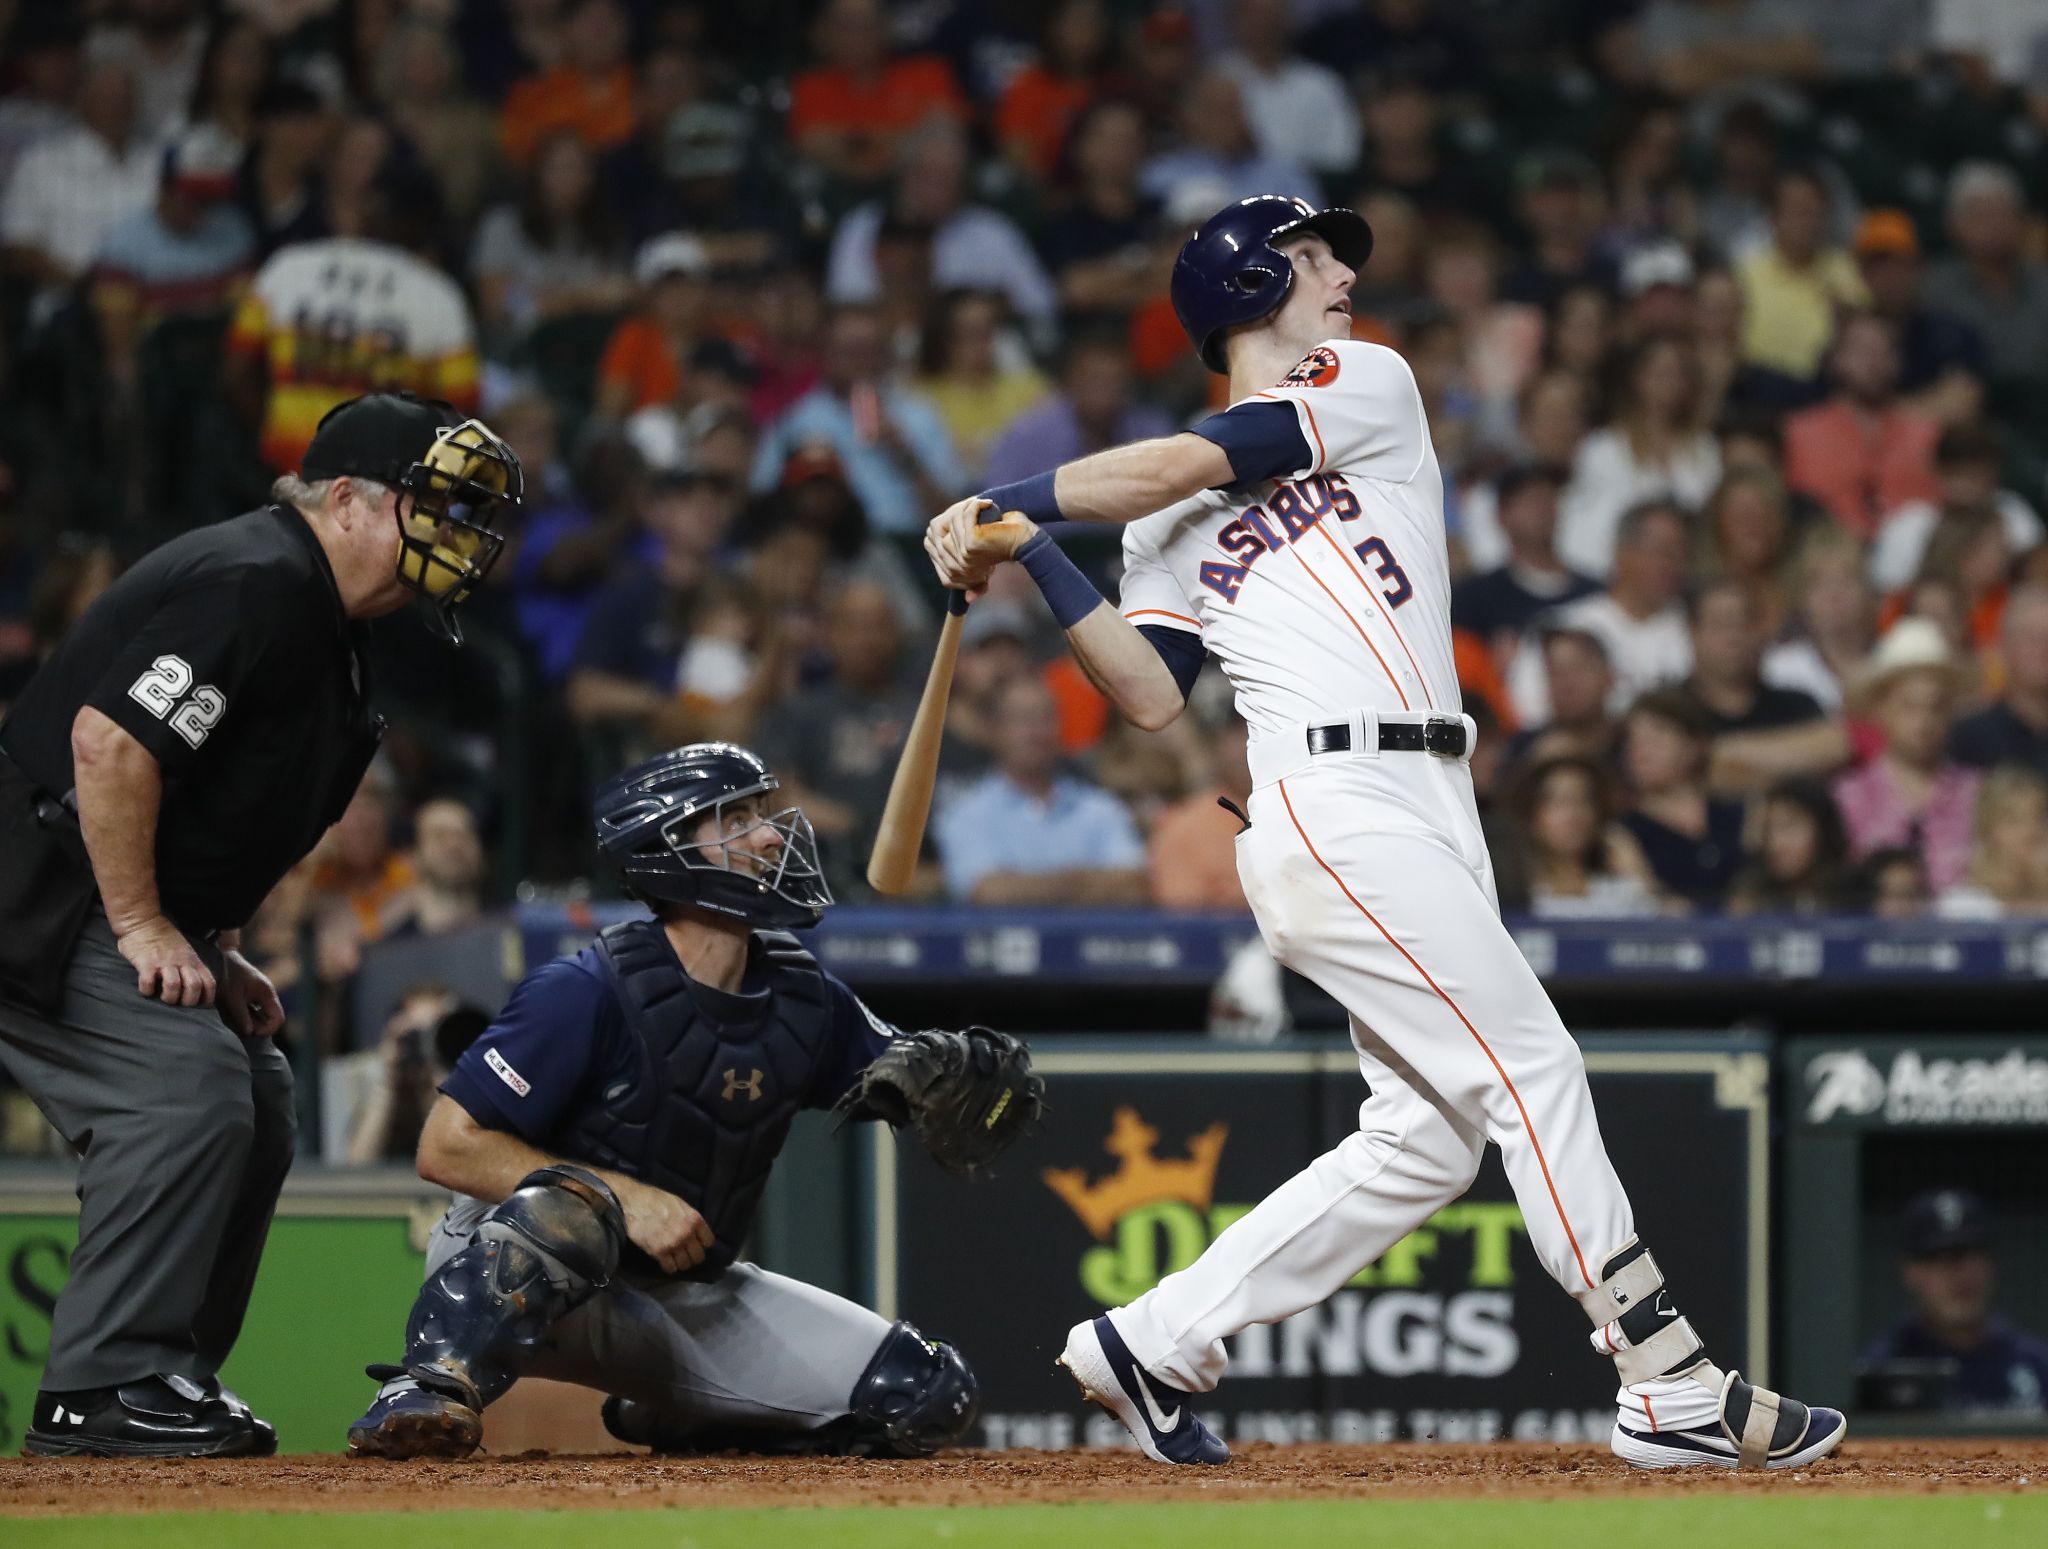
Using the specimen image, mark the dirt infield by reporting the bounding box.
[1,1439,2042,1517]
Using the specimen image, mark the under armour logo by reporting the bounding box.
[722,1067,765,1102]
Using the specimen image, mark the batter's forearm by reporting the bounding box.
[1065,606,1187,732]
[1049,435,1232,524]
[69,706,167,936]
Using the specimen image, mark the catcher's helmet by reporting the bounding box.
[594,743,833,931]
[302,392,524,645]
[1170,195,1374,374]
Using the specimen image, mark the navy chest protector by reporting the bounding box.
[558,918,835,1276]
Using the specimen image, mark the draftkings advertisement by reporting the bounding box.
[880,1040,1767,1452]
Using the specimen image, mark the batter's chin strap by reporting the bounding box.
[1578,1236,1707,1387]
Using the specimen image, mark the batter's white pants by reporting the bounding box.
[1115,739,1637,1391]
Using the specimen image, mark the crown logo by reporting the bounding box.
[1043,1106,1228,1240]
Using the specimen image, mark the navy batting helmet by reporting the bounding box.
[1171,195,1374,374]
[594,743,832,930]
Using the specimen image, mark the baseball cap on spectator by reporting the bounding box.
[961,596,1034,650]
[690,337,758,386]
[1496,461,1569,503]
[162,124,240,203]
[636,232,712,286]
[1902,1188,1991,1257]
[1518,148,1600,194]
[779,443,846,489]
[663,102,750,181]
[1853,209,1920,260]
[1141,9,1194,45]
[1621,242,1695,298]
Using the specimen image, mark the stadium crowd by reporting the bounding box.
[5,0,2048,944]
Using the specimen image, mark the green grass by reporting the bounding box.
[8,1497,2045,1549]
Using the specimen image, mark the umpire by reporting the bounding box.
[0,393,521,1457]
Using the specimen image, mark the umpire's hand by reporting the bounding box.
[219,950,286,1039]
[116,915,216,1008]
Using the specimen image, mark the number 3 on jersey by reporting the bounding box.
[1351,536,1413,609]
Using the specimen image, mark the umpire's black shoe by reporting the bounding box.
[200,1378,279,1457]
[24,1376,264,1458]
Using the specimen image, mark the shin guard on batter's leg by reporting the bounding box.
[1581,1237,1846,1472]
[347,1166,626,1458]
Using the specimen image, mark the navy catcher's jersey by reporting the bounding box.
[440,934,895,1141]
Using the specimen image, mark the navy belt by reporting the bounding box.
[1307,717,1469,759]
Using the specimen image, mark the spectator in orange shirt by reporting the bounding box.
[1785,312,1941,538]
[309,764,418,983]
[788,0,967,184]
[595,233,717,420]
[996,0,1119,182]
[1148,699,1253,911]
[499,0,636,166]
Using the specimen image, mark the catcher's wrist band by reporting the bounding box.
[1016,530,1102,629]
[980,471,1063,524]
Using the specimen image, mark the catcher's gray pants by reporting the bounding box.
[430,1201,891,1433]
[0,909,295,1391]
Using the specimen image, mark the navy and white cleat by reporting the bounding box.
[346,1370,482,1460]
[1612,1368,1846,1471]
[1058,1315,1229,1466]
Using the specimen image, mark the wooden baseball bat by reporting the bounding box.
[866,588,970,896]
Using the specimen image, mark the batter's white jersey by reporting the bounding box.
[1117,339,1457,735]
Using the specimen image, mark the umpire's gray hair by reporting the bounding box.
[1946,160,2023,221]
[271,472,394,512]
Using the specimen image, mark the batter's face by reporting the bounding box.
[1270,233,1355,353]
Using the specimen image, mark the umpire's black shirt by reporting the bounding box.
[0,505,383,936]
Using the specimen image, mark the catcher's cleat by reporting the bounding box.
[346,1377,481,1460]
[1611,1367,1846,1471]
[1058,1315,1229,1466]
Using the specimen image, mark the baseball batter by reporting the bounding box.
[926,196,1844,1472]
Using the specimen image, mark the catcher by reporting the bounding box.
[346,742,1041,1459]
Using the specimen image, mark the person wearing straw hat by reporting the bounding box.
[1831,617,1982,889]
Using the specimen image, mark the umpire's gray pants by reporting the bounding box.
[0,909,295,1391]
[430,1201,891,1435]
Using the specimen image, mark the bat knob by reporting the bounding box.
[946,589,970,617]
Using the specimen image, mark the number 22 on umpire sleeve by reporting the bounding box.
[128,654,228,749]
[1352,537,1413,609]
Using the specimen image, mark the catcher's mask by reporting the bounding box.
[302,393,523,644]
[594,743,833,931]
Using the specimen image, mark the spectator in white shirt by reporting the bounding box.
[1,57,159,330]
[0,14,82,195]
[1511,499,1695,722]
[1871,424,2044,594]
[1139,70,1318,214]
[84,0,208,140]
[1218,0,1362,177]
[826,118,1057,329]
[1560,334,1721,577]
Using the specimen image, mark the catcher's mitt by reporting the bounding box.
[834,1026,1044,1174]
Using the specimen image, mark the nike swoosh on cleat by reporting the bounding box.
[1132,1368,1180,1431]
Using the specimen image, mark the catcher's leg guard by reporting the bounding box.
[844,1320,979,1456]
[375,1165,626,1410]
[603,1319,978,1458]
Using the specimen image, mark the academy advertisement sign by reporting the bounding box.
[1796,1039,2048,1129]
[879,1041,1766,1451]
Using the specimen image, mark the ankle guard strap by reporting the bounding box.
[1582,1237,1705,1385]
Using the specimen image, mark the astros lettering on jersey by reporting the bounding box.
[1118,338,1453,735]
